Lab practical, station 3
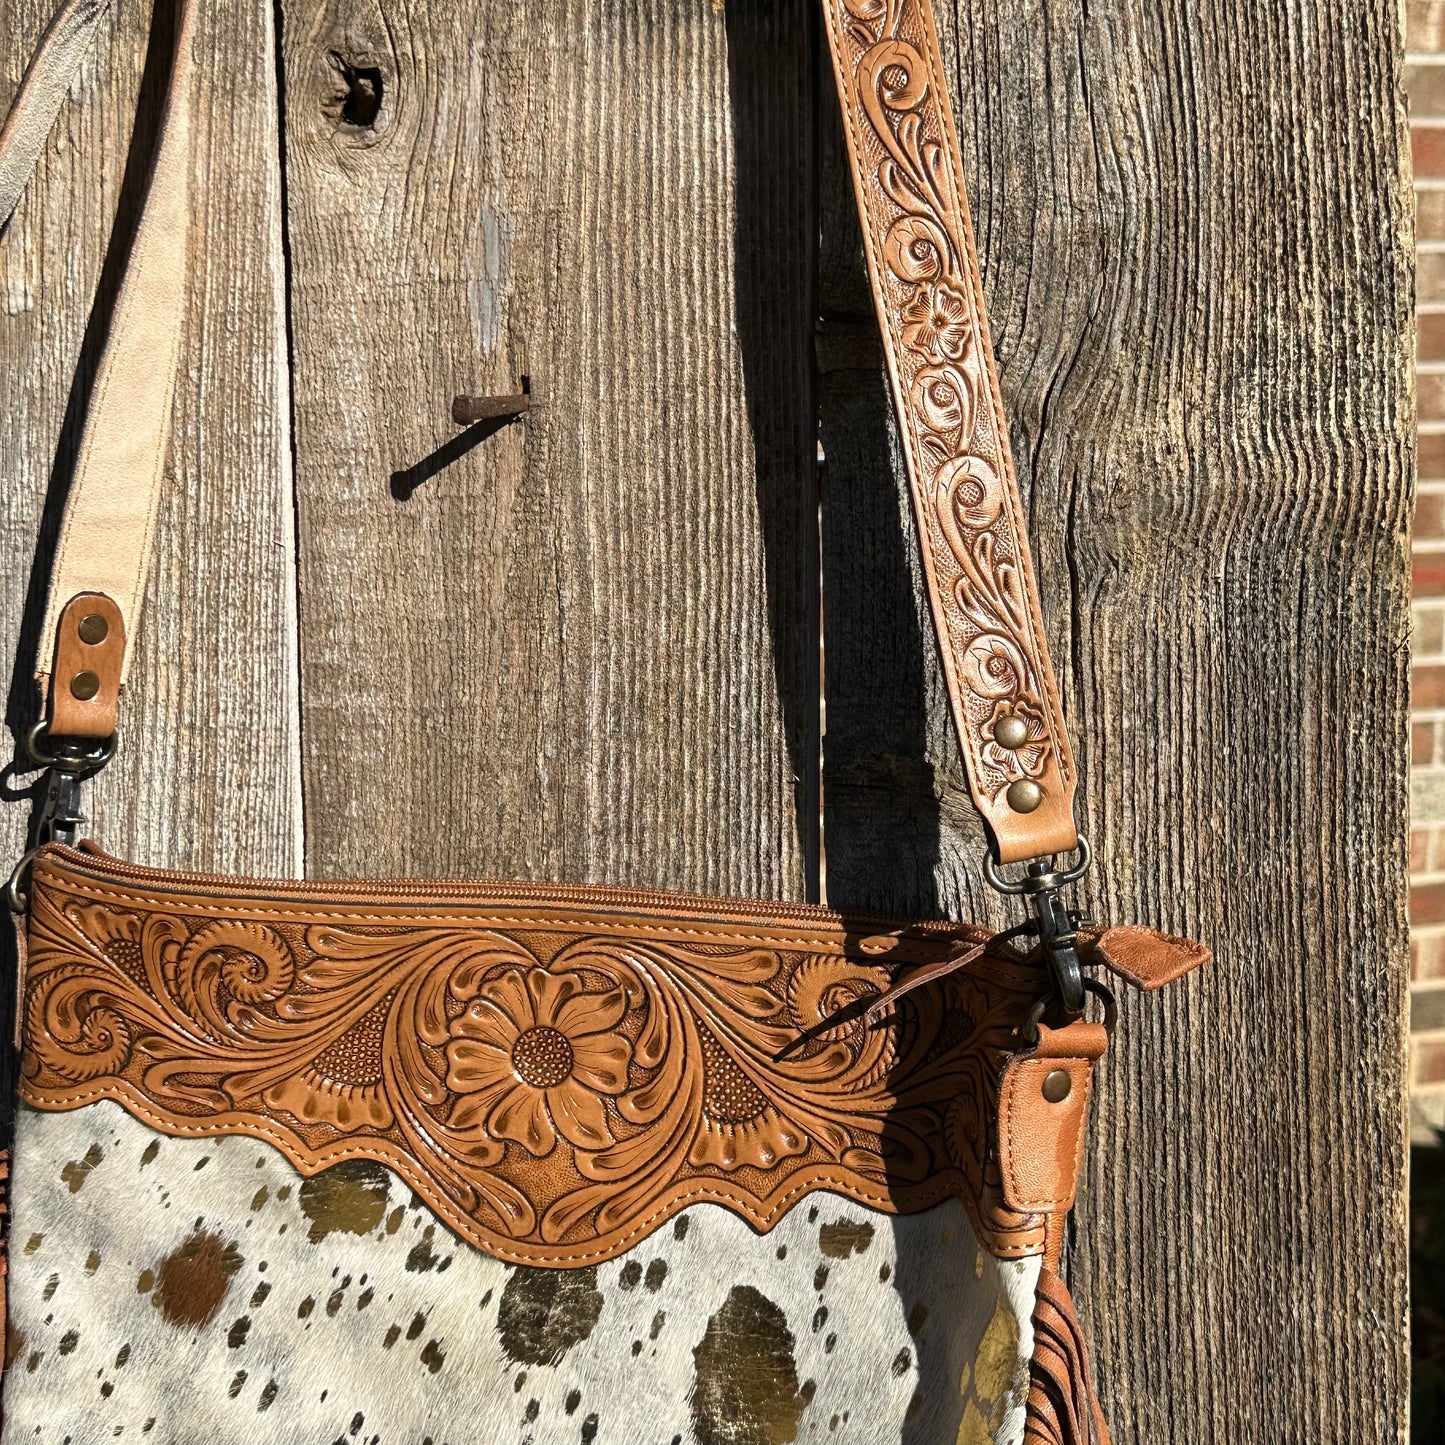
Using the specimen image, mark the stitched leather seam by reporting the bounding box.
[35,871,924,950]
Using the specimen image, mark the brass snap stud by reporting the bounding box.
[1006,779,1043,814]
[69,670,100,701]
[993,715,1029,750]
[77,613,109,645]
[1042,1068,1071,1103]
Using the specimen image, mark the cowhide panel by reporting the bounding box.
[2,1103,1037,1443]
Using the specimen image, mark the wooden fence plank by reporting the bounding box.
[278,0,818,895]
[820,1,1412,1439]
[0,0,300,877]
[1,0,1411,1437]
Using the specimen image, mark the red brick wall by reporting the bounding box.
[1410,3,1445,1127]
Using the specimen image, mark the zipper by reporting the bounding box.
[37,843,983,938]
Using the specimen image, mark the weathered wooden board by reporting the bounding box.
[0,0,299,879]
[0,0,1413,1440]
[278,0,819,895]
[820,0,1413,1439]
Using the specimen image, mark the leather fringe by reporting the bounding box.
[0,1148,9,1345]
[1023,1267,1110,1445]
[0,1143,10,1424]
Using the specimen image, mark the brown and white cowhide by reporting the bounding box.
[1,1103,1037,1443]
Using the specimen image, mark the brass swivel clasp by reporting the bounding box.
[984,837,1091,1014]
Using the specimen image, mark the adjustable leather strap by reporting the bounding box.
[821,0,1078,863]
[2,0,196,733]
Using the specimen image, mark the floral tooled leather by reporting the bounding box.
[20,846,1050,1266]
[822,0,1079,862]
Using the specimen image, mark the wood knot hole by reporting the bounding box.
[331,54,383,129]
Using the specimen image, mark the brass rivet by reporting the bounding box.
[994,715,1029,750]
[1006,779,1043,814]
[69,670,100,702]
[1042,1068,1072,1103]
[77,613,109,645]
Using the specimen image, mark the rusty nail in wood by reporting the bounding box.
[451,393,530,426]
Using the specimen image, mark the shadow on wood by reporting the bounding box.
[724,0,822,899]
[389,414,524,500]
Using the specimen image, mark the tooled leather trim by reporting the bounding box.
[822,0,1078,863]
[20,855,1052,1266]
[12,0,1076,865]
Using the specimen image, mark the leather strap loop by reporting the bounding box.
[46,592,125,738]
[996,1020,1108,1219]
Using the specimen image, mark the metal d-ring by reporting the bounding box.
[1083,976,1117,1034]
[24,721,115,775]
[1020,976,1116,1047]
[6,845,41,916]
[982,836,1091,896]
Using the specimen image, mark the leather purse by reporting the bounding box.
[1,1,1207,1441]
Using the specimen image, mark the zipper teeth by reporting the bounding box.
[43,846,974,934]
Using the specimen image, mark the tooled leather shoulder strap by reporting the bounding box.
[820,0,1078,863]
[4,0,1078,866]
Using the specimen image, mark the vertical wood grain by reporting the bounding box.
[820,0,1412,1438]
[0,0,301,878]
[0,0,1412,1438]
[278,0,818,895]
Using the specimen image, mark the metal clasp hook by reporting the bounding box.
[983,836,1091,1013]
[6,723,115,914]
